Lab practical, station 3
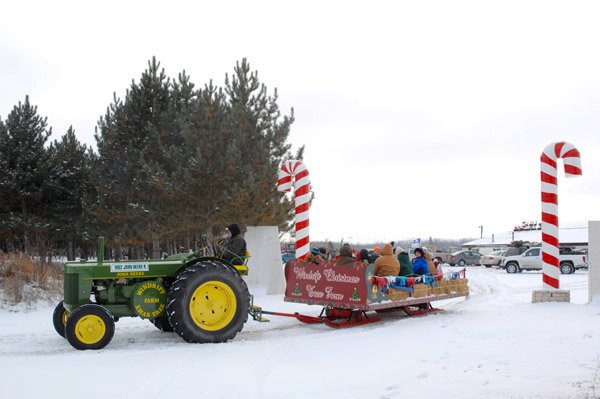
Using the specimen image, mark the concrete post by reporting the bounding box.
[245,226,286,295]
[589,221,600,303]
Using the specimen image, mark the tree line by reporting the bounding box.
[0,58,301,261]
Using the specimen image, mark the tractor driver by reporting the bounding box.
[221,223,247,265]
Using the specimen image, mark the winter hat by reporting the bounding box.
[311,247,321,255]
[394,246,407,255]
[227,223,241,236]
[373,246,381,252]
[380,243,394,256]
[414,247,425,257]
[359,249,369,260]
[339,244,353,257]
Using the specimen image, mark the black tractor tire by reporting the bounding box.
[52,300,69,338]
[152,316,174,332]
[506,262,519,274]
[167,260,249,344]
[559,262,575,275]
[458,259,466,267]
[65,304,115,350]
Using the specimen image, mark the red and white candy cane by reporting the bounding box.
[540,142,582,289]
[277,160,310,260]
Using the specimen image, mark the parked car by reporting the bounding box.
[448,250,482,266]
[480,250,507,267]
[500,247,587,274]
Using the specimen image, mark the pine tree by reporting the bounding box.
[221,59,302,232]
[0,96,51,253]
[177,81,230,238]
[47,127,96,260]
[92,58,302,257]
[95,57,176,258]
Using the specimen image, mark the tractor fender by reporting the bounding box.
[175,256,240,276]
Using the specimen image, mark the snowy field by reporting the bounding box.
[1,266,599,399]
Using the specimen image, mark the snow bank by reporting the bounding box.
[0,267,598,398]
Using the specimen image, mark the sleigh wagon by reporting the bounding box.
[259,259,469,327]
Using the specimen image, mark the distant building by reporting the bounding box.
[462,227,588,254]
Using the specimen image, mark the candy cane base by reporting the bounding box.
[532,289,571,303]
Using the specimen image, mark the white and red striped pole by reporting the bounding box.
[540,142,582,289]
[277,160,310,260]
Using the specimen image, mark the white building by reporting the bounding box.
[462,227,588,254]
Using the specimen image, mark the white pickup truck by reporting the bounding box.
[500,247,587,274]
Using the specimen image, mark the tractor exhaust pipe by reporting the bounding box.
[98,236,104,266]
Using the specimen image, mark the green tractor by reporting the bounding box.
[53,237,257,350]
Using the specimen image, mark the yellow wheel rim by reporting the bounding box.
[74,315,106,345]
[61,310,70,327]
[189,280,237,331]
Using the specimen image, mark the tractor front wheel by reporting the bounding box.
[52,300,70,338]
[167,261,249,344]
[65,304,115,350]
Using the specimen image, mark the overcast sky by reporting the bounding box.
[2,0,599,242]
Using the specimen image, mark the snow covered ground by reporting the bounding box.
[1,266,599,399]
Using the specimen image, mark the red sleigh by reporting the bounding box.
[251,259,469,328]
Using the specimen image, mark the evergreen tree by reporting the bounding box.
[93,58,302,257]
[0,118,10,251]
[177,81,230,238]
[0,96,51,253]
[95,57,176,258]
[221,59,302,232]
[47,127,96,260]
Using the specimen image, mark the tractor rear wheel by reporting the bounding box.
[151,316,174,332]
[167,261,249,344]
[65,304,115,350]
[52,300,70,338]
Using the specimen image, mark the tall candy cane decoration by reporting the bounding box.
[278,160,310,260]
[540,142,582,289]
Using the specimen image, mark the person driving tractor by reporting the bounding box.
[221,223,247,265]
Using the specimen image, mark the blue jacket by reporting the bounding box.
[412,257,428,275]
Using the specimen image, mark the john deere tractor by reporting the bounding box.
[52,237,253,350]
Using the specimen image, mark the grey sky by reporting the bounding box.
[1,0,599,242]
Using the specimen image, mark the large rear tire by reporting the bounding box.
[65,304,115,350]
[151,316,174,332]
[52,300,70,338]
[167,261,249,344]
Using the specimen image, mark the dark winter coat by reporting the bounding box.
[374,244,400,276]
[368,252,380,264]
[359,249,370,265]
[223,224,247,265]
[397,252,412,276]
